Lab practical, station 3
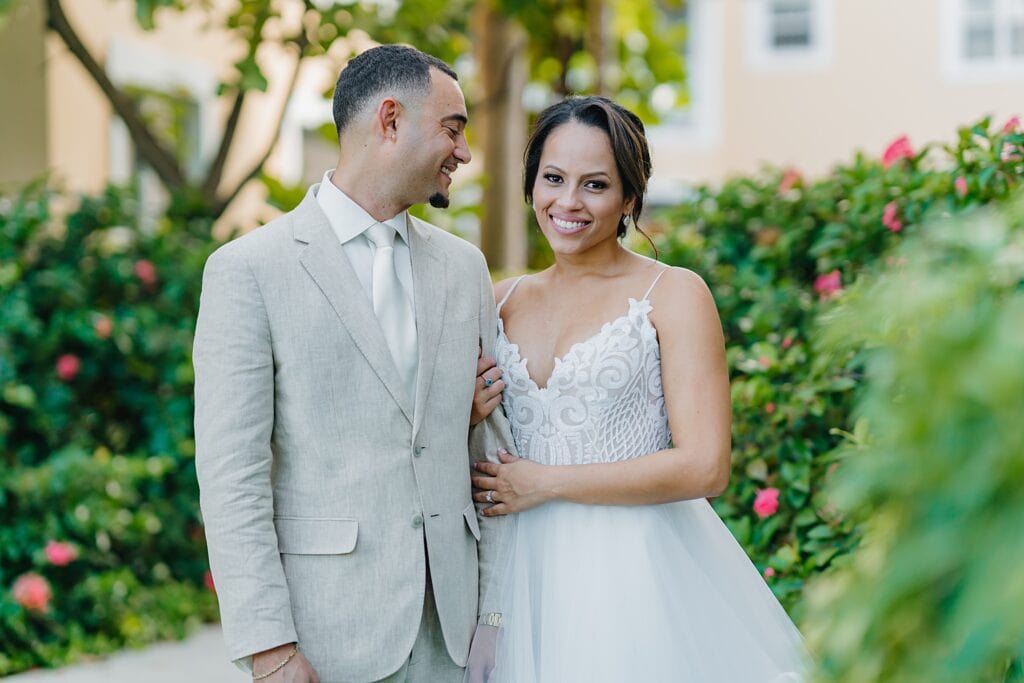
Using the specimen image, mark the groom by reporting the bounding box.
[194,45,510,682]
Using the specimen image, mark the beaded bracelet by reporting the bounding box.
[252,643,299,680]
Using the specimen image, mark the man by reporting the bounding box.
[194,45,510,682]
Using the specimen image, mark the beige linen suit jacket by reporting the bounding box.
[193,186,512,682]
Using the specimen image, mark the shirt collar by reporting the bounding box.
[316,169,410,245]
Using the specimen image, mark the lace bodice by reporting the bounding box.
[495,274,672,466]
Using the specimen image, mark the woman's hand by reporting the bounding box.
[470,352,505,426]
[472,449,554,515]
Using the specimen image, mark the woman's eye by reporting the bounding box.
[543,174,563,183]
[586,181,608,190]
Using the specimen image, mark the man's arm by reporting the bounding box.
[467,256,515,618]
[193,246,298,664]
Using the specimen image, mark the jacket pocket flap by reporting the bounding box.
[275,517,358,555]
[463,503,481,541]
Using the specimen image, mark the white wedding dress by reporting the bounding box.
[481,271,808,682]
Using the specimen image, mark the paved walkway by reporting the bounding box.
[7,626,246,682]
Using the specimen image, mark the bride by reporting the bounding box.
[468,96,807,682]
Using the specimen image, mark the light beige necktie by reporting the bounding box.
[365,223,417,401]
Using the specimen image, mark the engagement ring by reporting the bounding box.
[486,491,494,503]
[484,378,494,388]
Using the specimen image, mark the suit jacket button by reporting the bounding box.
[414,445,425,457]
[412,513,424,528]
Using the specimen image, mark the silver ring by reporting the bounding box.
[483,377,494,388]
[485,491,494,504]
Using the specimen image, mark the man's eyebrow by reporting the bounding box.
[442,113,468,126]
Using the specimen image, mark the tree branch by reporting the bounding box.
[200,89,246,201]
[214,31,310,216]
[45,0,186,190]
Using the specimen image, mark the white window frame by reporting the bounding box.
[941,0,1024,82]
[744,0,835,72]
[106,37,218,186]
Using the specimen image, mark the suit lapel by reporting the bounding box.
[292,189,413,423]
[408,216,448,437]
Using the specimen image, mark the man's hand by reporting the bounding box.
[471,351,505,426]
[252,643,320,682]
[464,624,499,683]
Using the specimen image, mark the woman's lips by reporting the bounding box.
[549,215,590,235]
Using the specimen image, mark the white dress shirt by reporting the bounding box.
[315,169,415,310]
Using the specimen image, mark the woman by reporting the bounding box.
[468,96,807,682]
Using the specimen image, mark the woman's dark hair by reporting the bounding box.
[524,96,653,240]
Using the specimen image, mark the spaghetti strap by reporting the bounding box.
[497,275,528,312]
[641,268,670,301]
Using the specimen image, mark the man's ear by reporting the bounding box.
[374,97,402,141]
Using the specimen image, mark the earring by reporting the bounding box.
[622,214,632,227]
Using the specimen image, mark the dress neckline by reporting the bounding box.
[497,297,655,392]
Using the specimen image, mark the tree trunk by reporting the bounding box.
[472,2,527,273]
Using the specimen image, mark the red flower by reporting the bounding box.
[882,201,904,233]
[204,570,216,594]
[56,354,81,382]
[763,567,776,579]
[765,402,776,415]
[781,336,794,349]
[814,270,842,301]
[1003,115,1020,134]
[44,540,79,567]
[758,356,772,369]
[753,488,780,518]
[955,176,968,198]
[778,168,802,193]
[882,135,914,169]
[11,573,52,613]
[134,259,158,288]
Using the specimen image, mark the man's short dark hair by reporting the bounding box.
[332,45,458,137]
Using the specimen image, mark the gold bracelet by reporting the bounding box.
[252,644,298,680]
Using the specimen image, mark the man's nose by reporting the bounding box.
[455,134,472,164]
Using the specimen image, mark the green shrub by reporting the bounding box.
[646,116,1023,608]
[802,199,1024,682]
[0,182,221,674]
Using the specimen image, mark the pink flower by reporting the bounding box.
[778,168,801,193]
[882,201,904,233]
[1002,143,1023,162]
[882,135,915,169]
[814,270,842,301]
[204,570,216,593]
[763,567,776,579]
[44,540,78,567]
[955,176,968,198]
[753,487,780,519]
[1003,115,1020,134]
[765,402,776,415]
[134,259,157,288]
[781,336,794,349]
[56,354,81,382]
[758,356,772,369]
[94,315,112,340]
[11,573,52,613]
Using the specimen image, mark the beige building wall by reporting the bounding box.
[651,0,1023,192]
[0,1,49,189]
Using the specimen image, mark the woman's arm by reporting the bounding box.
[472,267,732,513]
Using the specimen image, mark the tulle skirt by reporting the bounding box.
[482,498,808,682]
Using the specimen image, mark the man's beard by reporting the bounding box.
[428,192,449,209]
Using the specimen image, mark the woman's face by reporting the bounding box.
[531,121,634,257]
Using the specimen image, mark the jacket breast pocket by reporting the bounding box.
[275,516,358,555]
